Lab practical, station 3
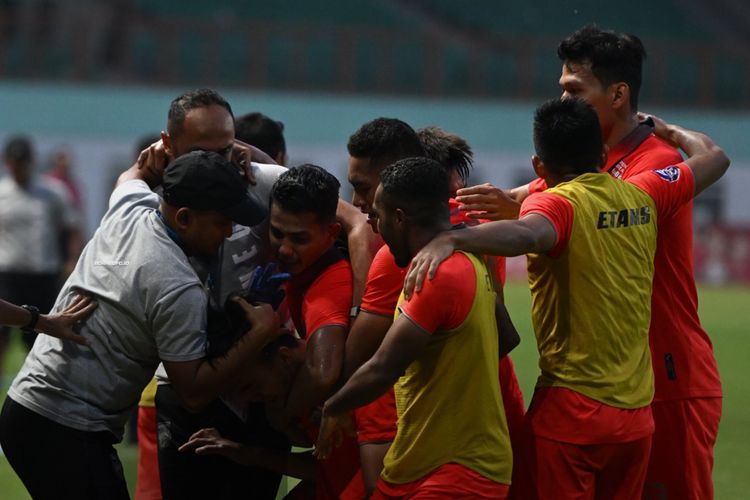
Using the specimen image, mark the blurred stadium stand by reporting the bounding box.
[0,0,748,284]
[0,0,749,108]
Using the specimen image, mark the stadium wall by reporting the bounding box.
[0,82,747,240]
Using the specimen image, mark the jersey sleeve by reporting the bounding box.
[107,180,159,220]
[627,162,695,219]
[527,177,548,194]
[303,260,353,335]
[153,284,208,362]
[399,253,475,333]
[359,245,406,316]
[519,192,574,258]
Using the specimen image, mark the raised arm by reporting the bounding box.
[118,139,169,188]
[404,215,557,296]
[642,113,730,195]
[336,199,382,304]
[455,183,524,220]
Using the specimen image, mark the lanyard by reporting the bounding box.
[155,210,185,250]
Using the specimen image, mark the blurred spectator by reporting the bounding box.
[234,112,287,166]
[0,135,81,374]
[46,147,83,211]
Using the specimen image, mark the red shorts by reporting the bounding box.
[499,356,526,500]
[372,463,509,499]
[644,397,722,500]
[529,435,651,500]
[135,406,162,500]
[499,356,525,443]
[354,388,398,444]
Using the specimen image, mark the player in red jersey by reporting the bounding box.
[404,98,729,500]
[181,165,363,499]
[417,126,525,471]
[344,118,425,494]
[344,120,521,495]
[321,157,514,499]
[455,25,724,500]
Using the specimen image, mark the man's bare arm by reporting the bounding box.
[179,428,317,481]
[404,214,557,296]
[336,199,381,304]
[0,295,96,346]
[343,311,393,379]
[282,325,347,421]
[645,114,730,195]
[316,314,431,458]
[455,183,523,220]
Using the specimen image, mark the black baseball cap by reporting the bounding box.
[162,150,266,227]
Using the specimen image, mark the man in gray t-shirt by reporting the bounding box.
[0,150,278,500]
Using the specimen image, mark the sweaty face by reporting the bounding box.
[347,156,382,232]
[182,210,234,258]
[373,185,410,268]
[169,105,234,161]
[559,62,615,140]
[269,204,338,275]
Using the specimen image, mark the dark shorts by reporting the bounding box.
[155,383,290,500]
[0,396,129,500]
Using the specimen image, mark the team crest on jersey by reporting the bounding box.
[654,166,681,182]
[610,161,627,179]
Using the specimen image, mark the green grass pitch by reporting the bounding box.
[1,283,748,499]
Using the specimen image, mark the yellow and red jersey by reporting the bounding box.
[521,165,694,409]
[529,129,721,402]
[383,251,512,486]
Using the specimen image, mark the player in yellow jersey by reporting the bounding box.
[404,97,729,499]
[317,157,514,499]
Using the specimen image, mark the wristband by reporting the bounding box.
[350,306,360,319]
[21,304,40,333]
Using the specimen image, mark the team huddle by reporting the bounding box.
[0,25,727,500]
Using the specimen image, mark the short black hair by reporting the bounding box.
[259,333,300,365]
[558,24,646,110]
[417,126,473,184]
[380,157,449,227]
[533,98,603,176]
[347,118,424,172]
[235,112,286,161]
[271,164,340,224]
[3,135,33,165]
[167,88,234,137]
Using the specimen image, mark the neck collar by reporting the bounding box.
[156,210,186,251]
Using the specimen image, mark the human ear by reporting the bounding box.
[611,83,629,110]
[175,208,191,229]
[532,155,548,180]
[161,131,175,161]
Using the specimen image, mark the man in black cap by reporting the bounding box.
[0,150,281,500]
